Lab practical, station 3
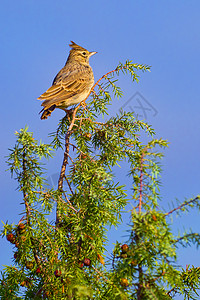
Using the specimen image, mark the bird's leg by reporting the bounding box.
[63,108,74,122]
[80,100,90,115]
[80,100,86,109]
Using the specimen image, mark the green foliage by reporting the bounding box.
[1,61,200,299]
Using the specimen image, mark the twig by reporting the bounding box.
[104,76,115,87]
[91,266,108,282]
[68,154,74,164]
[22,153,45,269]
[91,67,122,91]
[58,105,81,190]
[174,232,200,245]
[68,142,86,155]
[92,89,101,101]
[62,191,78,213]
[139,151,145,213]
[64,175,74,195]
[165,197,200,216]
[97,83,107,94]
[166,286,177,297]
[146,271,166,285]
[22,151,31,221]
[58,134,70,191]
[33,284,47,298]
[57,105,82,223]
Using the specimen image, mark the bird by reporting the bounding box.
[38,41,97,120]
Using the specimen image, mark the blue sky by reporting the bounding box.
[1,1,200,296]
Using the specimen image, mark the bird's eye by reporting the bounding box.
[82,52,86,55]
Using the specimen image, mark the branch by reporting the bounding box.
[139,151,145,213]
[97,83,107,94]
[21,154,44,269]
[33,283,47,299]
[64,175,74,195]
[22,150,31,223]
[174,232,200,246]
[92,89,100,97]
[137,265,144,300]
[58,105,81,191]
[92,67,121,91]
[91,265,108,282]
[166,286,177,297]
[56,104,83,223]
[165,197,200,216]
[62,191,78,214]
[91,62,143,93]
[68,142,86,155]
[145,271,166,285]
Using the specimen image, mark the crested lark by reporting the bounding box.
[38,41,97,120]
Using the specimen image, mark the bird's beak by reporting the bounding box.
[89,51,97,57]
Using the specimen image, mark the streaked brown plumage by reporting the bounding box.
[38,41,97,119]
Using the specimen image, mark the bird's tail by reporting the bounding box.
[40,104,56,120]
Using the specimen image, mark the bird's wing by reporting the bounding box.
[38,66,90,107]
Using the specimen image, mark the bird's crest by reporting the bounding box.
[69,41,87,52]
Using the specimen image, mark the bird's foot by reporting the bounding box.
[80,100,86,109]
[63,108,74,121]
